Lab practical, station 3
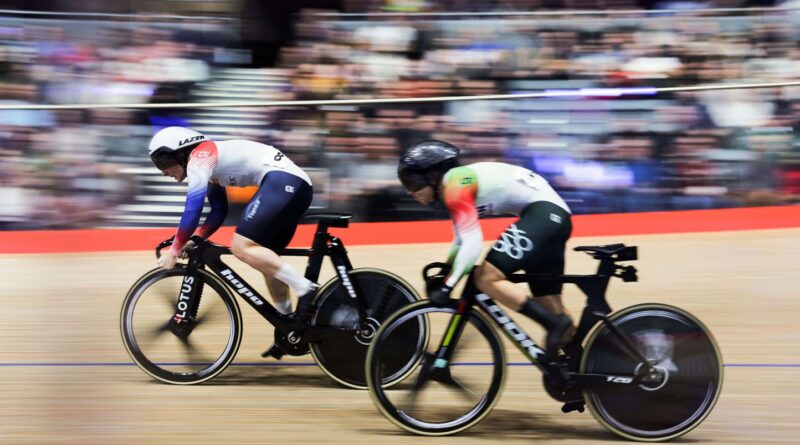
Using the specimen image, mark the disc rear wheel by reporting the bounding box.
[310,269,425,389]
[581,303,723,441]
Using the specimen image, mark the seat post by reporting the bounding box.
[596,258,616,276]
[303,221,331,282]
[315,221,330,239]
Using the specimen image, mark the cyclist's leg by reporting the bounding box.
[266,278,292,314]
[534,294,569,316]
[477,201,573,354]
[231,233,284,276]
[262,205,307,315]
[231,171,315,309]
[525,210,575,341]
[524,203,575,352]
[474,261,573,353]
[473,262,526,307]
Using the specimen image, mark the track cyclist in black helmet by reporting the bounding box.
[398,140,575,359]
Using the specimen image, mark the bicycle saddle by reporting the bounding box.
[575,244,637,261]
[304,212,353,228]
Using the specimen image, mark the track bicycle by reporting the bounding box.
[366,243,723,441]
[121,212,427,389]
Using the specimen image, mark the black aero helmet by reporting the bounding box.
[398,140,460,192]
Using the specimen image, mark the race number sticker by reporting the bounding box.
[520,171,542,190]
[263,150,289,169]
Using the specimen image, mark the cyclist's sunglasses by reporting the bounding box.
[400,173,429,192]
[150,147,180,171]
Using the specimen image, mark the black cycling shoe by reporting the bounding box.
[561,399,585,413]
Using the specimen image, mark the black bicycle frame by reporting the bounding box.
[168,219,368,343]
[431,252,653,389]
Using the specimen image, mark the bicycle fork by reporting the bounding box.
[169,263,205,340]
[414,298,475,393]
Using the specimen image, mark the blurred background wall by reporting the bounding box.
[0,0,798,230]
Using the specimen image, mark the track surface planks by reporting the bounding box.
[1,229,798,444]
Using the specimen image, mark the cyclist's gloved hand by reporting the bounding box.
[423,262,452,306]
[427,282,453,306]
[179,240,196,260]
[157,251,178,269]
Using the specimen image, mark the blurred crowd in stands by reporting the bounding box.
[276,7,800,219]
[1,3,799,228]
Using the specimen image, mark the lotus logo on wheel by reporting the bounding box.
[174,275,194,323]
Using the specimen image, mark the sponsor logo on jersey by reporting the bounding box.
[245,197,261,221]
[550,213,562,224]
[492,224,534,259]
[285,185,295,193]
[477,204,493,217]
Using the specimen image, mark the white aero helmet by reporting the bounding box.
[148,126,206,170]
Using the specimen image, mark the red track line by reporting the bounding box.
[1,206,798,254]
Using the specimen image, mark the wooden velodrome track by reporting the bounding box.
[1,221,798,443]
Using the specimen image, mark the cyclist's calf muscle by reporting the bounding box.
[231,233,311,305]
[474,262,529,309]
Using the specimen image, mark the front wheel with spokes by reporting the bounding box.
[120,266,242,384]
[581,303,723,441]
[366,301,506,436]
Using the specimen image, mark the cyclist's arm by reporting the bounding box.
[446,228,462,266]
[170,144,218,256]
[194,183,228,239]
[442,167,482,288]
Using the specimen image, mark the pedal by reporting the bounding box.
[561,400,585,414]
[261,344,284,360]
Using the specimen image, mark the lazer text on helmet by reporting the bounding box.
[179,136,204,146]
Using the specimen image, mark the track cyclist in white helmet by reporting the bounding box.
[148,126,318,320]
[398,139,576,359]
